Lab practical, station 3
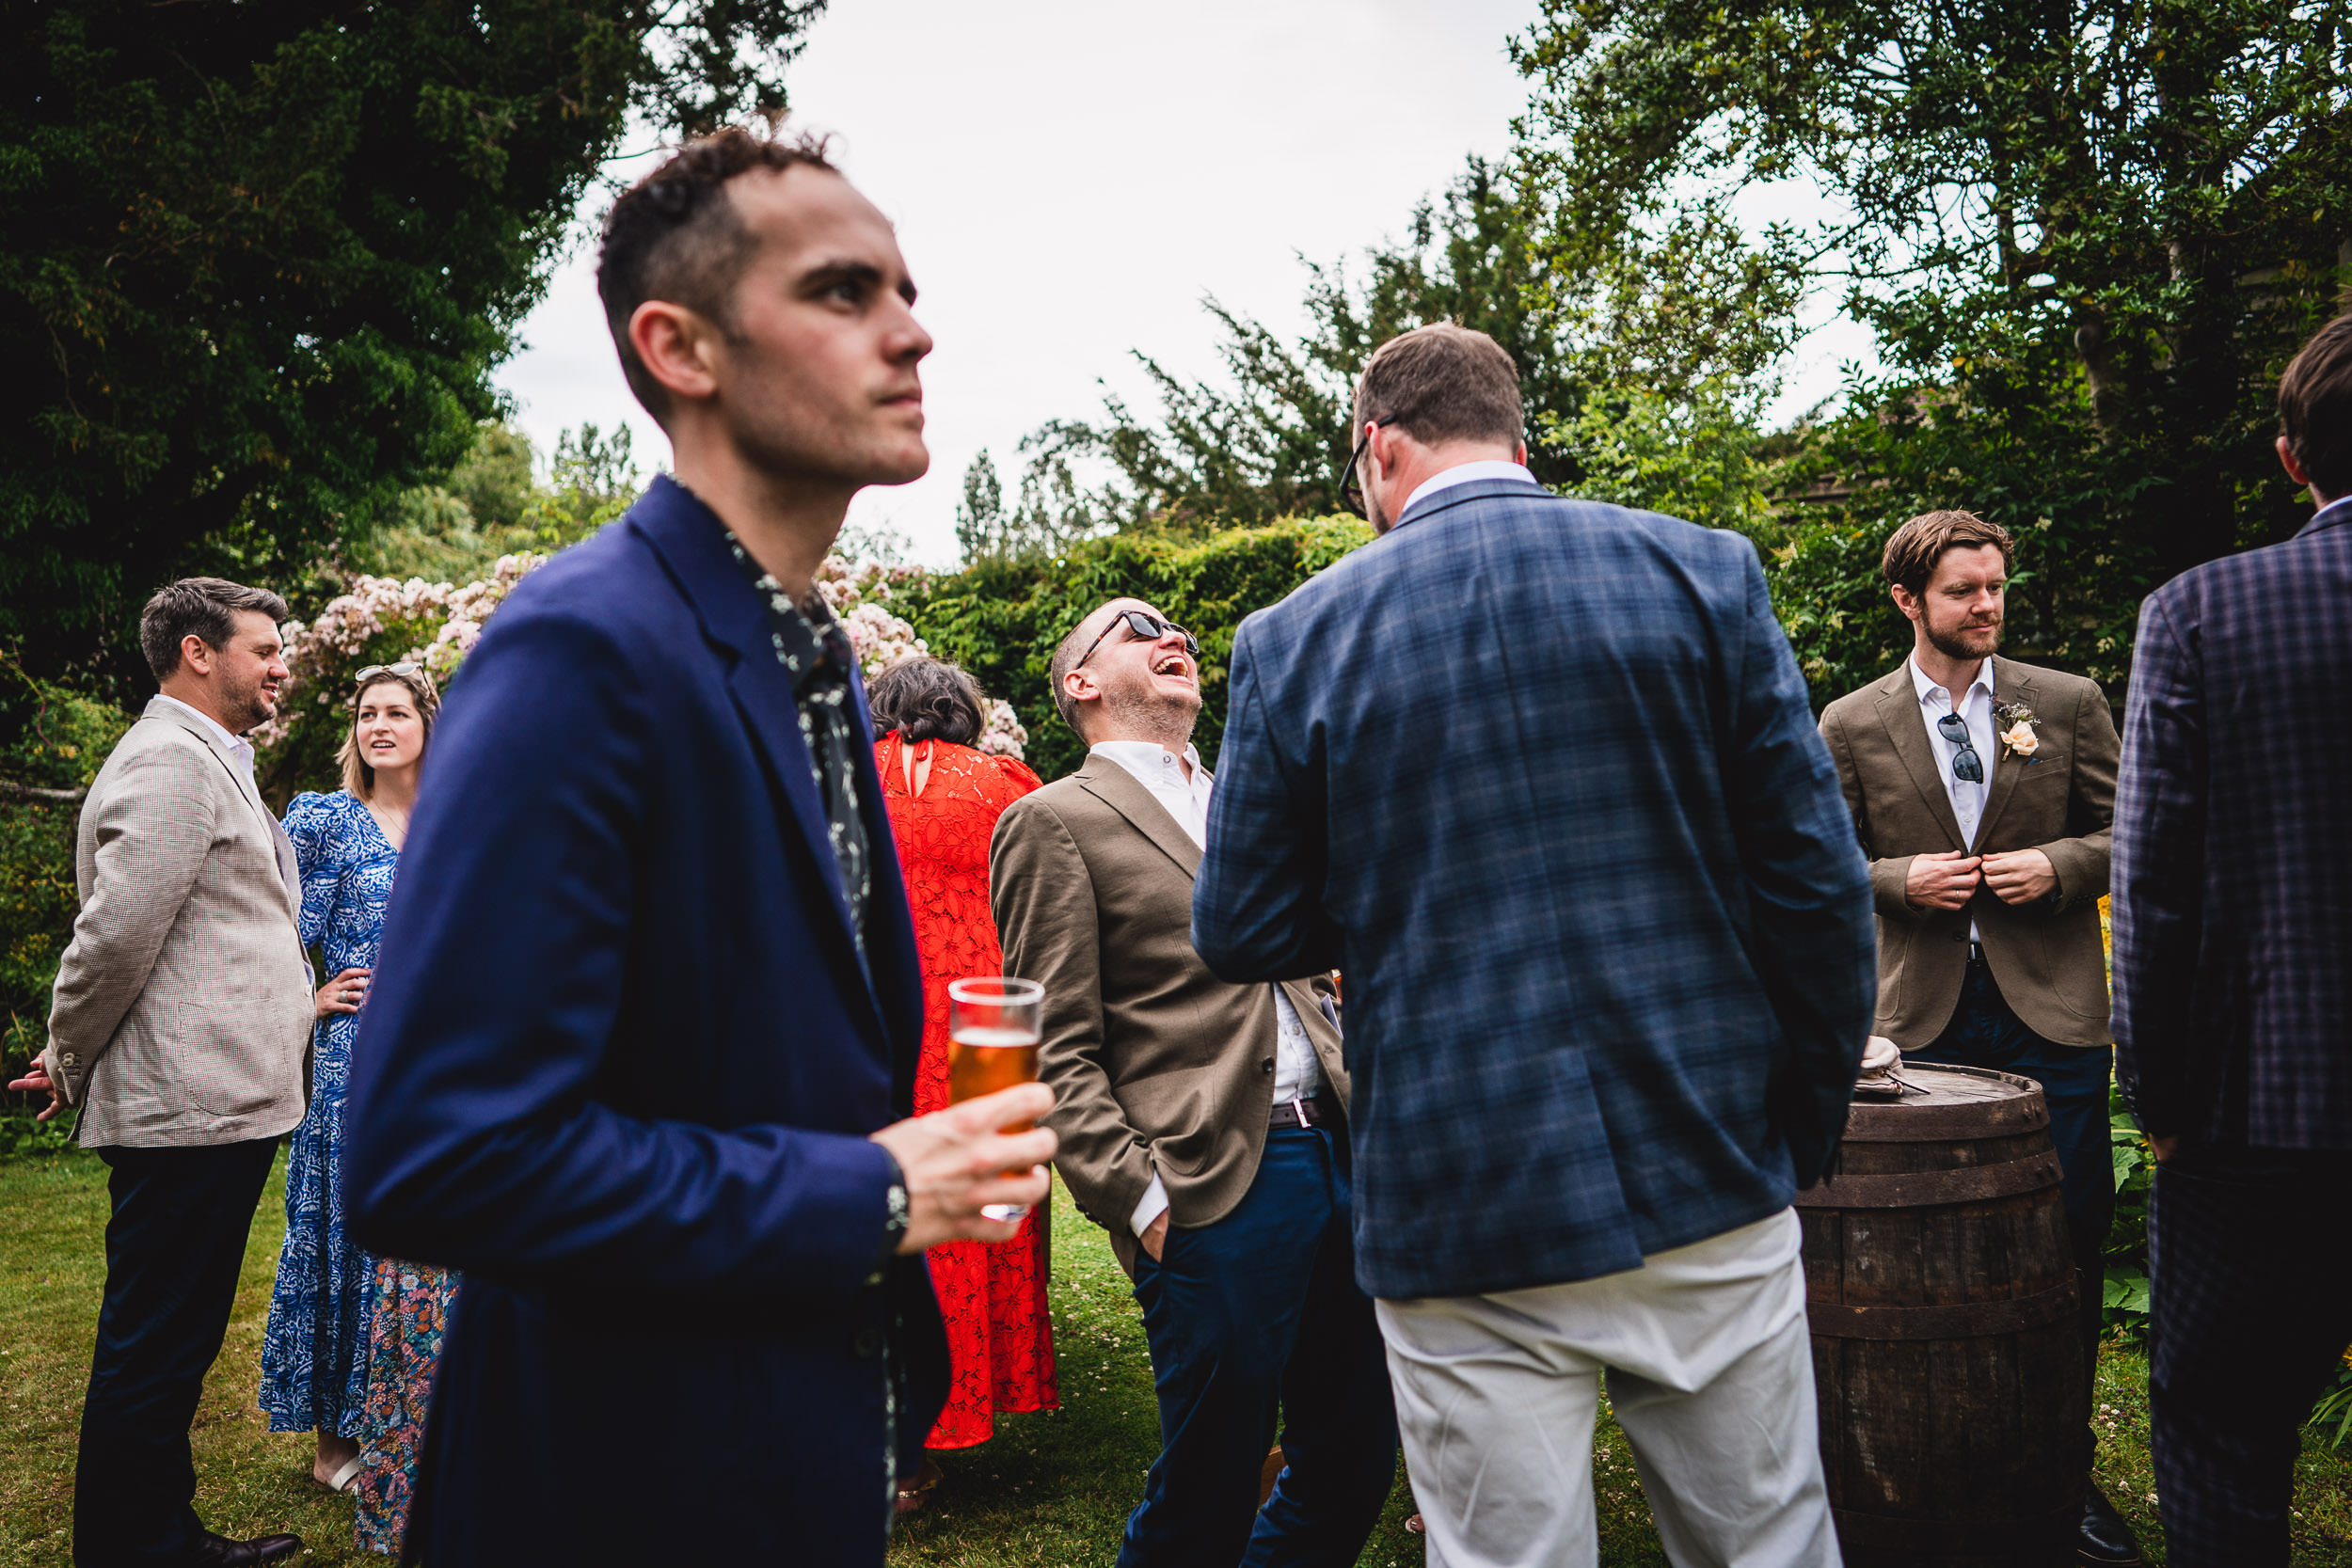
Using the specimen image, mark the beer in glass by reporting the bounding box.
[946,976,1044,1222]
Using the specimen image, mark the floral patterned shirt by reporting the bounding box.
[724,534,873,966]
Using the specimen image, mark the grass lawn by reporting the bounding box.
[6,1145,2352,1565]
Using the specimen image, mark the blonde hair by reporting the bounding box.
[338,669,439,800]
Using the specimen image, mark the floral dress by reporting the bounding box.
[352,1251,455,1554]
[874,735,1060,1449]
[260,790,393,1441]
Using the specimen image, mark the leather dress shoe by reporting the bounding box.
[2077,1483,2144,1564]
[191,1530,302,1566]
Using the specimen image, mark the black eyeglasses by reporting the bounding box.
[1936,712,1984,784]
[1337,418,1401,519]
[1074,610,1198,670]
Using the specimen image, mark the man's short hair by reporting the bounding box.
[1350,324,1524,449]
[138,578,288,684]
[596,126,841,420]
[1880,510,2016,598]
[1048,612,1101,736]
[2279,313,2352,500]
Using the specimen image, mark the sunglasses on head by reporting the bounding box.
[1074,610,1199,671]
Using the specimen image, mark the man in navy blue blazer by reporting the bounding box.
[342,128,1054,1565]
[2115,314,2352,1568]
[1194,325,1874,1567]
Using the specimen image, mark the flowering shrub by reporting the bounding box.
[257,549,1026,800]
[257,555,547,747]
[815,557,1028,758]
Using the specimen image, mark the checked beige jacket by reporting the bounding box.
[1817,657,2119,1051]
[42,700,315,1146]
[990,753,1345,1276]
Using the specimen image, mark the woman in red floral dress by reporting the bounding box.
[867,658,1058,1501]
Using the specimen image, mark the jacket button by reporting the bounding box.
[851,1328,883,1359]
[1261,1057,1276,1073]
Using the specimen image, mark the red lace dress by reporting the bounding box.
[875,734,1060,1449]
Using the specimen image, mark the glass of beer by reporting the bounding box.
[946,976,1044,1223]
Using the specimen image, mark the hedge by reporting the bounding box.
[896,517,1375,782]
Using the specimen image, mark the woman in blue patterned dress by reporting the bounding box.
[259,665,437,1506]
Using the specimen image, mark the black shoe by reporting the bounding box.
[2077,1484,2143,1564]
[191,1531,302,1566]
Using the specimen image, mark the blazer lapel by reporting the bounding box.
[150,707,301,916]
[1075,757,1203,880]
[632,481,877,1008]
[1868,667,1969,853]
[1973,657,2036,851]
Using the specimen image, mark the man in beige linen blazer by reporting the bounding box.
[45,697,314,1144]
[990,596,1395,1568]
[12,578,314,1568]
[1815,511,2137,1568]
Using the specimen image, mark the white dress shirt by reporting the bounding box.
[1399,458,1540,518]
[1089,739,1322,1237]
[1908,656,1994,940]
[150,693,256,784]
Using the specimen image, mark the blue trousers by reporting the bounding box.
[1915,960,2116,1467]
[2149,1148,2352,1568]
[75,1138,279,1566]
[1120,1123,1397,1568]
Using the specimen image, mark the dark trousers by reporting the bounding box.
[1119,1122,1397,1568]
[1914,961,2115,1467]
[2148,1148,2352,1567]
[75,1139,278,1567]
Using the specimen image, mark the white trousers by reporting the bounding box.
[1375,1208,1839,1568]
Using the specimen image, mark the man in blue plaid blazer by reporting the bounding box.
[2115,314,2352,1568]
[1194,325,1875,1568]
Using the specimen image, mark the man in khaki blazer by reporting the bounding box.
[1816,512,2136,1567]
[12,578,314,1568]
[992,596,1396,1568]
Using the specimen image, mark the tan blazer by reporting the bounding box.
[1817,657,2119,1050]
[990,754,1345,1275]
[43,701,315,1146]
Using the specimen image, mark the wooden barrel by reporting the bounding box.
[1798,1063,2084,1566]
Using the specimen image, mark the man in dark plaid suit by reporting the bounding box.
[1194,324,1875,1567]
[2115,313,2352,1568]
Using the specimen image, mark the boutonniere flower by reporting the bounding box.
[1994,702,2042,762]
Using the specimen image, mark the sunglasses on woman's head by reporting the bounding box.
[354,662,422,684]
[1074,611,1199,670]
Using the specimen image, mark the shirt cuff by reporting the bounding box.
[1129,1170,1168,1237]
[868,1152,911,1284]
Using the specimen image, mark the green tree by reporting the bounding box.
[1511,0,2352,694]
[2,0,826,698]
[1014,159,1581,533]
[1015,153,1795,539]
[350,420,642,585]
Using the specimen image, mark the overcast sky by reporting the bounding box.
[495,0,1865,566]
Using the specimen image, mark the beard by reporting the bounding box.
[216,665,278,733]
[1925,616,2001,663]
[1099,675,1201,745]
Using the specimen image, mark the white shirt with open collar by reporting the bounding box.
[1908,655,1994,942]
